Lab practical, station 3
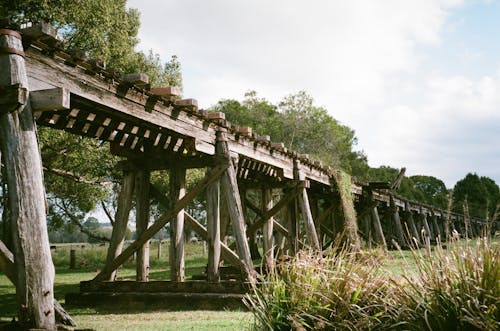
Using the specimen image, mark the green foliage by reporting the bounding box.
[396,238,500,331]
[211,91,369,178]
[245,246,396,331]
[367,166,449,209]
[247,238,500,331]
[453,173,500,218]
[0,1,184,232]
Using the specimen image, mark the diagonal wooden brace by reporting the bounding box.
[93,163,228,281]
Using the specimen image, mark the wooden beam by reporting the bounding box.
[295,161,321,250]
[93,163,227,281]
[370,207,387,249]
[149,183,245,271]
[104,171,135,281]
[135,169,151,281]
[183,213,246,271]
[30,87,70,112]
[169,167,186,282]
[262,188,274,270]
[217,131,256,283]
[0,84,27,115]
[0,241,75,327]
[206,171,221,282]
[404,202,420,243]
[0,29,55,330]
[390,196,406,247]
[246,184,302,236]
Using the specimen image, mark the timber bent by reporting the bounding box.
[0,23,497,321]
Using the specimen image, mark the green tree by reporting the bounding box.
[410,175,448,209]
[0,0,183,236]
[211,91,369,178]
[453,173,491,218]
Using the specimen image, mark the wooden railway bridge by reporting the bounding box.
[0,24,497,329]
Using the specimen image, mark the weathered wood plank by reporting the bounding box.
[0,29,55,330]
[25,51,217,154]
[30,87,70,112]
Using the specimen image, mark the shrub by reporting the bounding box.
[245,246,400,330]
[395,238,500,331]
[246,237,500,330]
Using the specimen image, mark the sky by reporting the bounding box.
[127,0,500,188]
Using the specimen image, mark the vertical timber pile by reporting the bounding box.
[0,28,55,329]
[136,169,150,281]
[216,129,255,282]
[206,170,221,281]
[170,167,186,281]
[105,171,135,281]
[294,160,321,250]
[390,196,406,247]
[262,188,274,270]
[404,202,420,244]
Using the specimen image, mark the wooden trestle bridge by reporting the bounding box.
[0,24,497,329]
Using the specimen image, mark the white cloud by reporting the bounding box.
[127,0,500,187]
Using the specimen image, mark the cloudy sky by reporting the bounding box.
[127,0,500,188]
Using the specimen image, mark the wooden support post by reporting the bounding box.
[148,185,246,271]
[262,188,274,270]
[390,196,406,247]
[286,187,299,254]
[216,130,255,282]
[404,202,420,243]
[0,241,76,327]
[0,28,55,330]
[431,212,441,242]
[135,169,151,281]
[244,189,261,260]
[206,170,221,282]
[421,212,432,246]
[183,213,247,271]
[94,164,227,282]
[370,207,387,249]
[294,161,321,250]
[220,185,230,245]
[169,167,186,282]
[105,171,135,281]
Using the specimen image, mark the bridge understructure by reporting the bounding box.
[0,24,497,326]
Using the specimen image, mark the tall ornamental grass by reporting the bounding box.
[246,237,500,330]
[395,237,500,331]
[245,246,400,330]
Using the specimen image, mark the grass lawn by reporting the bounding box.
[0,242,253,330]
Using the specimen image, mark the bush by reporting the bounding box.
[245,246,399,330]
[395,238,500,331]
[246,237,500,330]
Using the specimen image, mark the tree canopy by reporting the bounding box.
[453,173,500,219]
[366,166,449,209]
[211,91,369,178]
[0,0,183,237]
